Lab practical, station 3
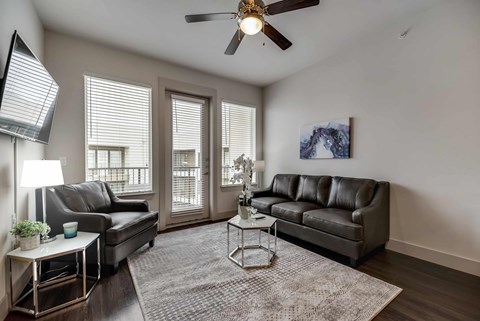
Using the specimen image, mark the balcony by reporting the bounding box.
[172,166,202,212]
[87,166,149,193]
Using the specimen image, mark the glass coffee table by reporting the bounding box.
[227,215,277,268]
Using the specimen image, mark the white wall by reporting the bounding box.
[44,32,263,229]
[263,0,480,276]
[0,0,45,319]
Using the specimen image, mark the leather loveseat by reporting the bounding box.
[38,181,158,273]
[251,174,389,267]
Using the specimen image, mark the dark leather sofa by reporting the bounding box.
[38,181,158,273]
[251,174,389,266]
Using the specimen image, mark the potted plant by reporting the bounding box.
[10,220,49,251]
[230,154,255,219]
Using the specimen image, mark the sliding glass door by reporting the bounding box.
[166,92,209,225]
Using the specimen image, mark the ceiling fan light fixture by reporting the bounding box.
[239,14,263,35]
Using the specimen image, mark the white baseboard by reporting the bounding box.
[0,294,8,321]
[387,239,480,277]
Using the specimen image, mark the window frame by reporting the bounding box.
[84,73,153,195]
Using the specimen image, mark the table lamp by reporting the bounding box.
[253,160,265,188]
[21,160,64,243]
[253,160,265,172]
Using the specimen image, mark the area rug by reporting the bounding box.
[127,222,401,321]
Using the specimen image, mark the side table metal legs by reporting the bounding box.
[8,237,101,317]
[32,261,39,316]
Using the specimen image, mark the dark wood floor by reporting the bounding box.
[6,224,480,321]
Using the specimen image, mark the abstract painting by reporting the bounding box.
[300,118,350,159]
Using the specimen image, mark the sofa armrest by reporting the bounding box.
[251,188,273,198]
[251,180,275,198]
[352,182,390,252]
[110,197,149,212]
[61,210,113,234]
[103,181,149,212]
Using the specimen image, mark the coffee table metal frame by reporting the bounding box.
[227,215,277,268]
[7,232,100,318]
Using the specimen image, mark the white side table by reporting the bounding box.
[7,232,100,318]
[227,215,277,268]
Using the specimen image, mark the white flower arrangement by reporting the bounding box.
[230,154,255,206]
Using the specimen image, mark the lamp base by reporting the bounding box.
[41,235,57,244]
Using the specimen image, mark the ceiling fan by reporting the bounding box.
[185,0,320,55]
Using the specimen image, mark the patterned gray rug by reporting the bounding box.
[128,222,401,321]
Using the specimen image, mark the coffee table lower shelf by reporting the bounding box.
[227,215,277,269]
[228,244,276,268]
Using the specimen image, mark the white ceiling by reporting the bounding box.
[31,0,439,86]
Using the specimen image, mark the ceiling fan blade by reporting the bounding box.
[266,0,320,16]
[225,30,245,55]
[262,23,292,50]
[185,12,237,23]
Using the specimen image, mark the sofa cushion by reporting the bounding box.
[271,202,322,224]
[106,211,158,245]
[251,197,289,214]
[327,177,376,211]
[272,174,299,199]
[55,185,89,212]
[74,181,112,212]
[303,208,363,241]
[295,175,332,206]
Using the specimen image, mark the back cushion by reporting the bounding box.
[327,177,377,211]
[295,175,332,206]
[75,181,112,212]
[55,185,89,212]
[272,174,300,200]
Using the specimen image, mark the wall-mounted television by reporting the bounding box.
[0,31,59,144]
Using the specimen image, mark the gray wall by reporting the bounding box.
[0,0,45,318]
[44,31,263,230]
[263,0,480,276]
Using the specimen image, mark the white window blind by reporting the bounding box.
[171,94,207,214]
[85,75,152,194]
[221,101,256,186]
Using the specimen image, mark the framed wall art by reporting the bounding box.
[300,118,351,159]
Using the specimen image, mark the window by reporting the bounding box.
[221,101,256,186]
[85,75,152,194]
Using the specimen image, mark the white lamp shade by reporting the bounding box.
[21,160,64,187]
[253,160,265,172]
